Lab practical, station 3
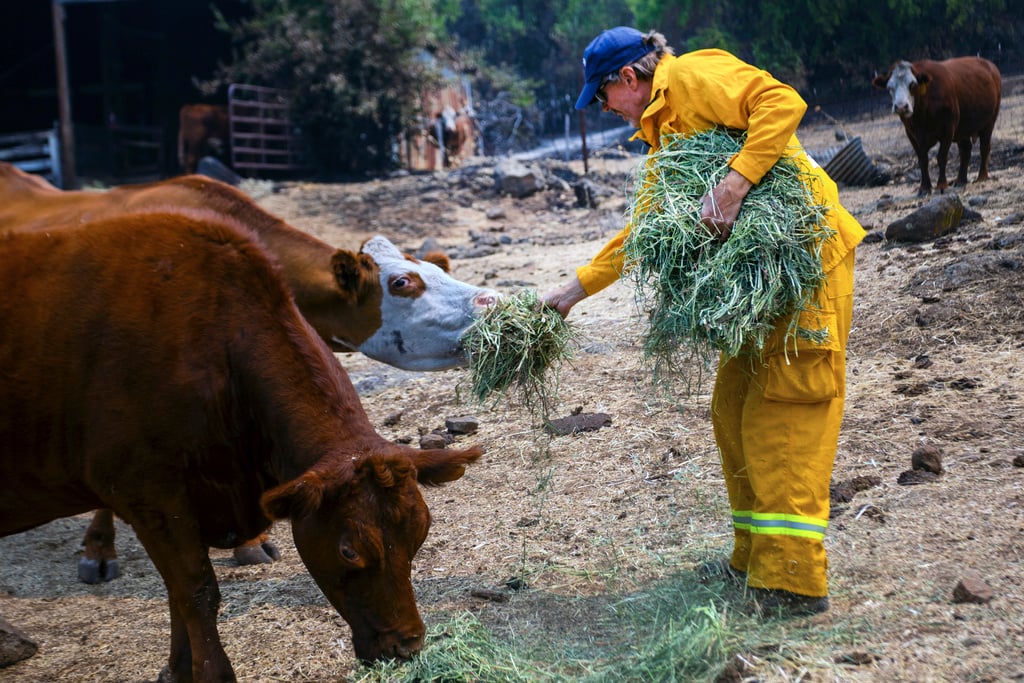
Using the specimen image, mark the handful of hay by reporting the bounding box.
[461,289,578,410]
[622,128,834,384]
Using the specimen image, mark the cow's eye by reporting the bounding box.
[391,276,409,290]
[339,543,363,566]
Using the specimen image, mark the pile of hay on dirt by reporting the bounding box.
[621,128,834,388]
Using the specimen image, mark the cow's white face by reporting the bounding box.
[353,235,498,371]
[885,61,918,119]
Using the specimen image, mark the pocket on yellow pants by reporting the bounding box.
[762,350,838,403]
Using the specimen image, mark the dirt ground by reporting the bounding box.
[2,85,1024,682]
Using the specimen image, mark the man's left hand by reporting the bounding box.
[700,169,754,240]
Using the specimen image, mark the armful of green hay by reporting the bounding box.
[461,289,580,408]
[621,128,836,378]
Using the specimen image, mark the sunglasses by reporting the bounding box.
[595,71,619,104]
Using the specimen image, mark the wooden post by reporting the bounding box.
[577,73,589,175]
[51,0,77,188]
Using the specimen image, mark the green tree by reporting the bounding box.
[204,0,458,174]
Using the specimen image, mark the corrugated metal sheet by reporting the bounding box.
[819,136,887,186]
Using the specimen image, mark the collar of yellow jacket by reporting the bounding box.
[630,54,674,148]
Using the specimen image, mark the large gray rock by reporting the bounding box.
[493,158,544,198]
[885,194,963,242]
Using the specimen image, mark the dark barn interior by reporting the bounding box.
[1,1,247,184]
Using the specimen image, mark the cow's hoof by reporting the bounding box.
[233,541,281,565]
[77,557,121,584]
[157,665,183,683]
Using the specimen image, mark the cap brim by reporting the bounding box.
[575,80,601,110]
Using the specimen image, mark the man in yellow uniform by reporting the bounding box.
[543,26,866,615]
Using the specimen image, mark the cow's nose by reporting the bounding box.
[390,633,425,660]
[473,290,500,310]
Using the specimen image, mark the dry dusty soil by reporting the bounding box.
[2,84,1024,682]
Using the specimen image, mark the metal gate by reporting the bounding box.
[228,84,306,172]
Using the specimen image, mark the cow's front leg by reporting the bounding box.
[78,509,120,584]
[914,147,933,195]
[131,516,235,682]
[955,138,972,186]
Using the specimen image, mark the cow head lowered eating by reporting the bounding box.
[0,209,483,679]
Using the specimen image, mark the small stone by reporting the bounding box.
[419,433,448,449]
[544,412,612,436]
[911,444,944,474]
[897,469,940,485]
[885,194,963,243]
[469,587,509,603]
[0,617,38,667]
[444,415,479,434]
[953,572,995,604]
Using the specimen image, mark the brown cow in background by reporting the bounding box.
[873,57,1001,195]
[439,105,475,167]
[177,103,230,173]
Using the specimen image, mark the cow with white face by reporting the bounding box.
[350,235,498,370]
[873,57,1001,195]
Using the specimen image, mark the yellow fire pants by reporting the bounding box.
[711,249,856,597]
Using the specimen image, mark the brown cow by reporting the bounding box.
[0,162,499,583]
[872,57,1001,195]
[0,209,483,678]
[178,103,230,174]
[438,105,475,167]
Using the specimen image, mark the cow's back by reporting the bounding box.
[918,57,1001,135]
[0,209,339,540]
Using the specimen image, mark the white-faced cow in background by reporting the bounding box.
[873,57,1001,195]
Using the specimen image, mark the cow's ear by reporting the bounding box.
[330,250,377,299]
[261,471,326,520]
[915,72,931,87]
[413,446,484,486]
[871,72,888,89]
[422,250,451,273]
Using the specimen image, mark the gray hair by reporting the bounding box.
[603,30,673,87]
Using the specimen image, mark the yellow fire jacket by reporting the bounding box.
[575,49,866,295]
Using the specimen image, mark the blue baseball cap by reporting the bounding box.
[575,27,655,110]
